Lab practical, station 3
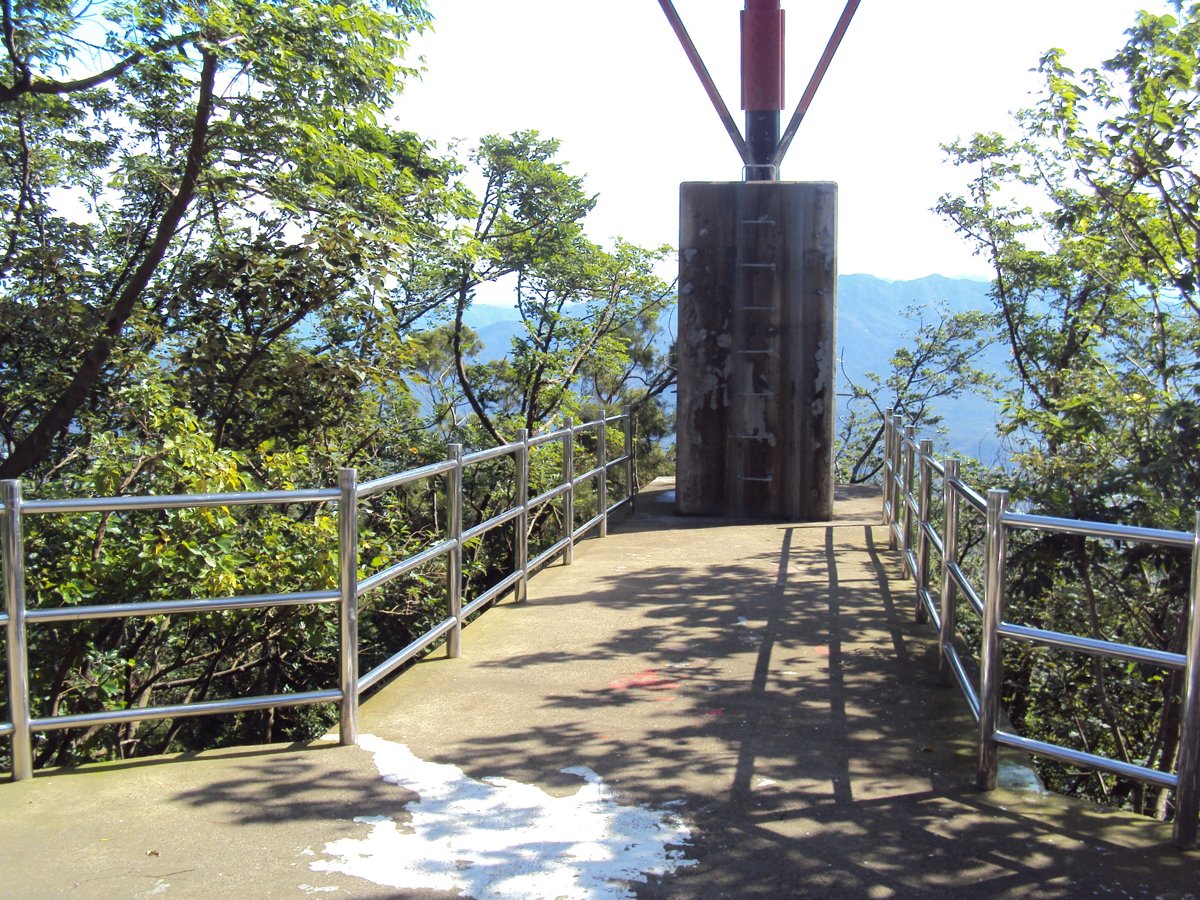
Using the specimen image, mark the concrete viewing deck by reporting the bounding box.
[1,480,1196,898]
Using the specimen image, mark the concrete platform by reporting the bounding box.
[0,480,1196,898]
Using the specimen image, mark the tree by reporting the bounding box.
[389,131,676,448]
[505,236,673,434]
[835,302,997,484]
[404,322,482,441]
[936,3,1200,820]
[389,131,599,444]
[0,0,434,478]
[0,4,682,771]
[0,0,454,766]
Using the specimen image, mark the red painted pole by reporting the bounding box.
[742,0,784,111]
[742,0,784,180]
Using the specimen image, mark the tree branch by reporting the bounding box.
[0,31,200,103]
[452,275,503,445]
[0,48,218,478]
[0,107,30,278]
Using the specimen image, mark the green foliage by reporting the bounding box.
[388,131,676,448]
[391,132,676,472]
[836,302,998,484]
[19,367,349,763]
[936,3,1200,820]
[0,0,438,479]
[0,4,677,769]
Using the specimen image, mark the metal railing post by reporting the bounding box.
[977,488,1009,791]
[888,417,903,550]
[938,459,960,686]
[598,412,608,538]
[563,420,575,565]
[2,480,32,780]
[447,444,463,657]
[336,469,359,746]
[914,438,933,624]
[882,408,894,526]
[1173,509,1200,848]
[515,429,530,604]
[624,406,635,512]
[900,424,916,575]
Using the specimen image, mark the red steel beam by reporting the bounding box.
[771,0,861,169]
[657,0,751,165]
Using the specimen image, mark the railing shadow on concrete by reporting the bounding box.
[0,411,634,784]
[881,408,1200,849]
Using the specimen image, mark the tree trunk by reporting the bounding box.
[0,50,217,478]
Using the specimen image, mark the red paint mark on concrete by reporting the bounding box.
[701,708,725,717]
[607,669,682,692]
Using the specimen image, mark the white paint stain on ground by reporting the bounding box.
[998,759,1047,794]
[311,734,695,899]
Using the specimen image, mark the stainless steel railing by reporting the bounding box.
[881,408,1200,849]
[1,411,635,780]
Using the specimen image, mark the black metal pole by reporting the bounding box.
[745,110,780,181]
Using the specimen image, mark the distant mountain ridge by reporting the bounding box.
[455,274,1006,462]
[835,275,1004,462]
[836,274,993,376]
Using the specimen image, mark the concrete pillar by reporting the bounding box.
[676,181,836,520]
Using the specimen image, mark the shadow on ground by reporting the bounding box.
[353,484,1198,898]
[3,482,1193,898]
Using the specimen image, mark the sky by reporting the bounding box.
[391,0,1178,284]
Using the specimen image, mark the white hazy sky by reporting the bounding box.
[391,1,1177,281]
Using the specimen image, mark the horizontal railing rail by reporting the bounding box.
[2,410,636,782]
[881,408,1200,849]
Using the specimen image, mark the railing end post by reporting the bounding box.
[914,438,934,626]
[624,405,635,516]
[563,420,575,566]
[515,430,530,604]
[977,488,1009,793]
[447,444,463,658]
[937,458,960,687]
[598,412,608,539]
[2,479,33,779]
[1172,509,1200,848]
[887,417,903,551]
[881,410,894,528]
[336,468,359,747]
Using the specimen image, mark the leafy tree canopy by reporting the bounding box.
[0,1,680,769]
[0,0,436,478]
[934,1,1200,819]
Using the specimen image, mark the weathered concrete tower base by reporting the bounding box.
[676,181,837,520]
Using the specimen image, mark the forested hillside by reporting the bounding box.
[461,273,1004,461]
[836,275,1003,461]
[0,0,674,766]
[929,5,1200,822]
[2,0,1198,832]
